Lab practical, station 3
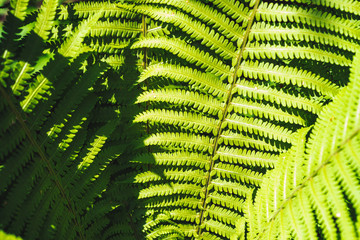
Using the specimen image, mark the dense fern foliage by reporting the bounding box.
[123,0,360,239]
[0,0,360,239]
[251,52,360,239]
[0,0,143,239]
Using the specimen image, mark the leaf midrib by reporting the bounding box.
[196,0,261,237]
[0,84,85,239]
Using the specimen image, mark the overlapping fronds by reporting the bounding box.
[73,1,135,19]
[0,1,140,239]
[1,0,360,239]
[125,0,360,239]
[251,49,360,240]
[20,11,103,112]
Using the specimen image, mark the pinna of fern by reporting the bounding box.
[0,230,23,240]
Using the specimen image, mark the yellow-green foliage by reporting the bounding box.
[0,0,360,239]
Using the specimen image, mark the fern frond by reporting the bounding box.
[129,0,355,238]
[139,183,203,199]
[211,178,253,197]
[131,152,211,169]
[34,0,58,40]
[206,205,241,227]
[131,37,232,77]
[219,130,283,152]
[88,39,130,53]
[1,0,354,239]
[10,62,33,96]
[210,0,251,25]
[257,2,360,40]
[244,43,352,66]
[89,20,142,38]
[73,1,132,19]
[0,2,138,239]
[230,97,306,125]
[251,50,360,240]
[143,132,214,153]
[168,209,199,227]
[216,146,278,168]
[250,22,359,53]
[144,196,202,210]
[279,0,360,14]
[128,0,245,41]
[123,4,237,59]
[224,114,294,143]
[135,109,220,134]
[202,219,238,239]
[234,80,323,114]
[102,55,125,69]
[10,0,29,20]
[76,120,118,171]
[136,89,224,116]
[146,224,184,240]
[214,162,263,186]
[135,168,206,184]
[22,58,104,113]
[0,85,86,239]
[239,61,339,98]
[19,11,104,112]
[20,73,52,111]
[59,11,103,58]
[138,64,229,97]
[209,192,246,212]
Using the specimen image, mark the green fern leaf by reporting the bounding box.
[76,119,119,171]
[74,1,133,19]
[252,49,360,240]
[244,42,352,66]
[10,0,29,20]
[257,2,360,39]
[131,37,232,77]
[136,89,224,116]
[34,0,58,40]
[89,20,142,38]
[239,61,339,98]
[123,4,237,59]
[135,109,220,134]
[143,132,214,153]
[131,152,211,169]
[230,97,306,125]
[129,0,245,40]
[58,11,103,58]
[250,22,359,53]
[137,64,229,97]
[2,0,360,239]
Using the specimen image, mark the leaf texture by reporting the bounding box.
[127,0,360,239]
[0,2,141,239]
[251,49,360,240]
[1,0,360,239]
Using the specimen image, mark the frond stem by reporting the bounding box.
[0,85,85,240]
[142,14,151,148]
[196,0,261,236]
